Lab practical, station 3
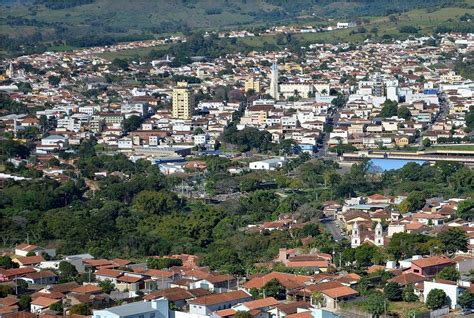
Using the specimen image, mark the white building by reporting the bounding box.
[337,22,356,29]
[93,299,169,318]
[279,83,314,99]
[249,157,286,170]
[424,280,464,309]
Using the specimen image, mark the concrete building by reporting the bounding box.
[172,82,194,120]
[249,157,286,170]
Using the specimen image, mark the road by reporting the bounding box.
[321,218,345,241]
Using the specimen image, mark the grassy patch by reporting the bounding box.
[388,301,428,318]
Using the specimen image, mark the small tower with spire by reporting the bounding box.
[375,222,384,246]
[351,221,360,248]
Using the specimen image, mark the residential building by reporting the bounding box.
[172,82,194,120]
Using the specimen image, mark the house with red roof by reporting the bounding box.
[188,290,252,315]
[412,213,446,226]
[277,248,331,272]
[367,194,391,204]
[243,272,312,294]
[232,297,279,312]
[405,256,455,277]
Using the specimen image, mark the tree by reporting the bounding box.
[364,292,386,317]
[48,75,61,86]
[457,199,474,220]
[99,279,115,294]
[69,304,92,316]
[311,291,324,308]
[58,261,78,282]
[399,26,419,34]
[123,115,144,132]
[397,106,411,120]
[379,100,398,118]
[357,276,370,296]
[384,282,402,301]
[16,279,28,294]
[49,302,63,312]
[0,285,13,297]
[402,284,418,302]
[398,191,426,213]
[133,190,181,217]
[18,295,31,311]
[262,279,285,299]
[438,228,468,254]
[458,291,474,309]
[146,257,182,270]
[234,312,252,318]
[111,58,129,70]
[422,138,431,148]
[426,289,448,310]
[436,267,460,282]
[0,256,19,269]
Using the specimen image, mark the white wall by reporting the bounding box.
[424,281,461,309]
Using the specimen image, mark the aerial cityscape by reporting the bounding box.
[0,0,473,318]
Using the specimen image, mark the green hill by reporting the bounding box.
[0,0,472,56]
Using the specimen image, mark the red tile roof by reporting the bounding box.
[31,297,60,307]
[14,255,44,265]
[214,309,237,317]
[94,269,122,278]
[243,272,311,290]
[188,290,251,306]
[241,297,279,310]
[70,285,102,294]
[388,273,426,286]
[411,256,455,269]
[321,286,358,298]
[117,275,142,283]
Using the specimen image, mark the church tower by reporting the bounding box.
[269,61,279,100]
[375,222,384,246]
[6,63,14,78]
[351,222,360,248]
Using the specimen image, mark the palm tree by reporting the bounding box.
[311,291,325,308]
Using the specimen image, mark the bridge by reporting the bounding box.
[341,149,474,164]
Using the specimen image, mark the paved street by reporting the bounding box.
[322,218,345,241]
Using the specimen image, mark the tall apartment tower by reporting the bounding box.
[269,61,279,100]
[172,81,194,119]
[245,77,260,93]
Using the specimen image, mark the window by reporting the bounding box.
[150,314,155,318]
[139,315,144,318]
[414,269,420,273]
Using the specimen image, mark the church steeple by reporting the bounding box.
[351,222,360,248]
[375,222,384,246]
